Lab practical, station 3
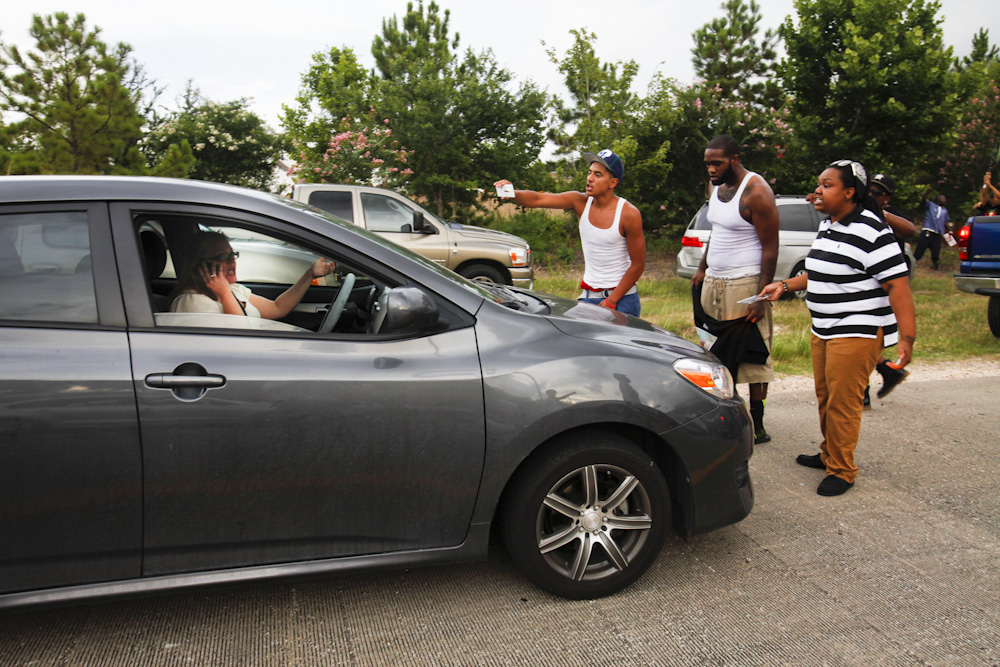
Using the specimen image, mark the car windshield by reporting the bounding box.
[280,195,497,301]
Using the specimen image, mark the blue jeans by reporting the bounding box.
[578,291,641,317]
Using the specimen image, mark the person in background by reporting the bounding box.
[693,134,780,445]
[866,173,916,403]
[494,149,645,317]
[972,171,1000,216]
[914,189,949,269]
[757,159,915,496]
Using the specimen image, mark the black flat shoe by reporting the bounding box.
[795,453,825,469]
[817,475,853,496]
[876,362,910,399]
[754,429,771,444]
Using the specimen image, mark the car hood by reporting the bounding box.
[533,292,705,358]
[447,223,527,246]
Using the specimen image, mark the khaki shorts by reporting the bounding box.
[700,274,774,384]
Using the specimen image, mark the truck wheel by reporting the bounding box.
[458,263,506,284]
[500,433,670,600]
[989,296,1000,338]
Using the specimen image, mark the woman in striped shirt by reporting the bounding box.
[757,160,916,496]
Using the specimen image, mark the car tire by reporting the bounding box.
[500,433,671,600]
[784,262,808,300]
[458,263,506,284]
[989,296,1000,338]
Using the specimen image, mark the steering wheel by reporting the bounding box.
[317,273,356,333]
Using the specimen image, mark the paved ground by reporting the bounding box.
[2,374,998,666]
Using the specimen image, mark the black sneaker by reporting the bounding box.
[795,453,825,469]
[863,386,872,410]
[754,429,771,444]
[817,475,854,496]
[876,362,910,399]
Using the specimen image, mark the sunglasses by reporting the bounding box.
[203,251,239,262]
[829,159,868,188]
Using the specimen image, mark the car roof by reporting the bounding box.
[0,175,284,209]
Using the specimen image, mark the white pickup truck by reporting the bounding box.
[293,184,533,287]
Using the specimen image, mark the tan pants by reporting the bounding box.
[811,331,883,483]
[700,274,774,384]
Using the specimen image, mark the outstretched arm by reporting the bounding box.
[494,179,587,214]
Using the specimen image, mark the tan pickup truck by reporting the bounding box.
[293,184,533,288]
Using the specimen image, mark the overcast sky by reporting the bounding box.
[3,0,997,129]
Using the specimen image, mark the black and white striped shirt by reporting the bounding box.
[806,206,909,345]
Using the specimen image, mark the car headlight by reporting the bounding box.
[509,247,529,266]
[673,358,735,399]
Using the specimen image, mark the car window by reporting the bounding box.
[361,193,416,233]
[307,190,354,222]
[777,201,818,232]
[691,206,712,231]
[131,212,458,337]
[0,211,98,324]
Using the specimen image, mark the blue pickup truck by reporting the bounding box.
[955,215,1000,337]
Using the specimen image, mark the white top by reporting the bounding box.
[580,196,631,289]
[705,171,763,279]
[170,283,261,318]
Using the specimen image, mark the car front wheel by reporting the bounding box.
[458,263,506,284]
[501,434,670,599]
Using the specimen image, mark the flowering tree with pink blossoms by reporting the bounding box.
[288,109,413,188]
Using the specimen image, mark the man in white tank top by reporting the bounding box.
[693,135,780,444]
[494,148,645,316]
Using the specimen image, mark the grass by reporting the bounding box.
[532,243,1000,377]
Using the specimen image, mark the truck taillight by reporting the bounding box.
[957,224,972,261]
[681,236,704,248]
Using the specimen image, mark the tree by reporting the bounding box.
[288,108,413,188]
[778,0,958,193]
[0,12,191,176]
[691,0,783,109]
[545,29,640,167]
[955,28,1000,71]
[280,46,375,171]
[934,30,1000,207]
[285,1,547,220]
[146,83,288,190]
[627,76,796,233]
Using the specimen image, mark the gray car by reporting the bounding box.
[0,176,753,607]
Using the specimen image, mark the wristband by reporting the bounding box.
[781,280,788,294]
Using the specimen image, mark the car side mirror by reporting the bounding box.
[381,287,439,333]
[412,211,425,232]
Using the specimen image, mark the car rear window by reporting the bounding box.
[777,201,818,232]
[308,191,354,222]
[691,206,711,231]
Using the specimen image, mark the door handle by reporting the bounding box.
[144,362,226,401]
[144,374,225,389]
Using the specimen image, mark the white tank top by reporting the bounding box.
[705,171,763,278]
[580,196,631,288]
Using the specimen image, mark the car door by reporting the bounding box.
[0,203,142,594]
[110,203,486,576]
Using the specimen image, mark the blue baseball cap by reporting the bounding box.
[583,149,624,184]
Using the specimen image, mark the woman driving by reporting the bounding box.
[169,231,335,319]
